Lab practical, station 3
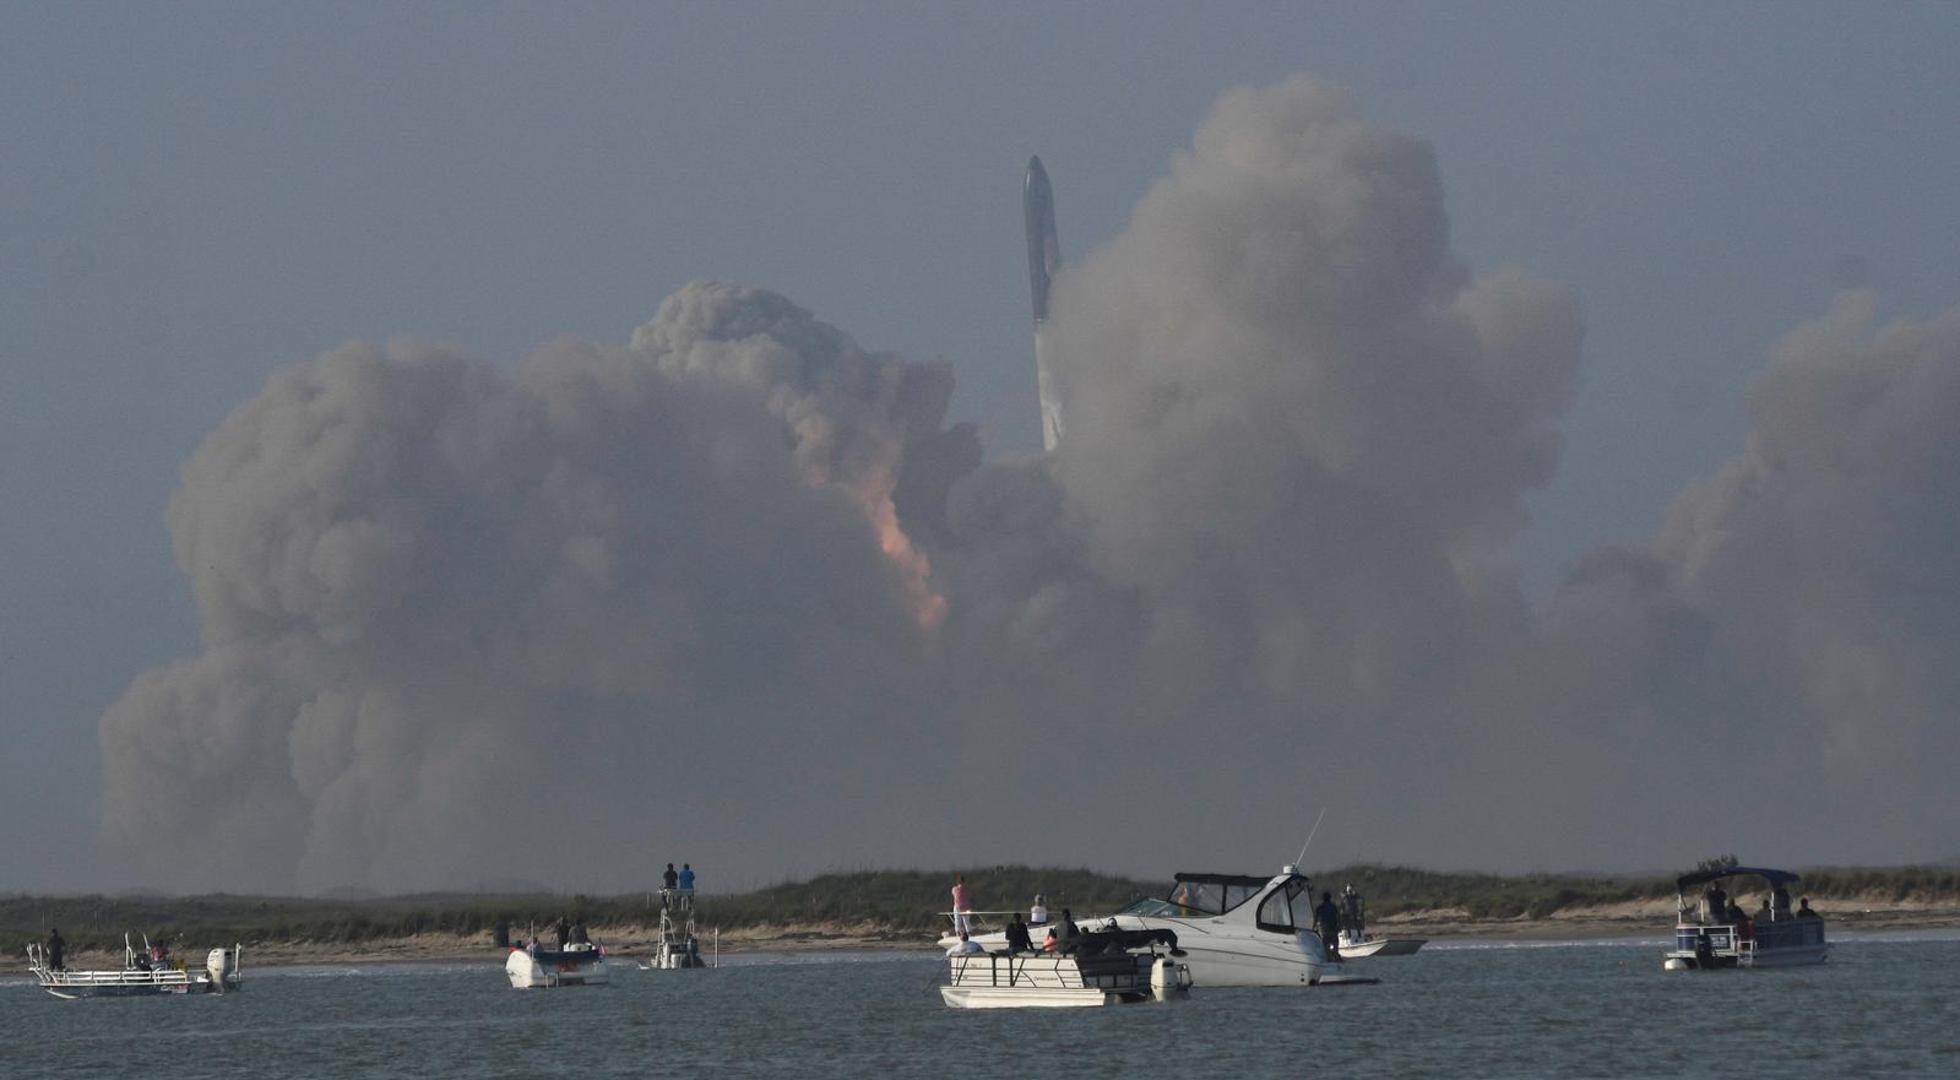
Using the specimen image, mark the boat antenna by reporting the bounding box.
[1294,808,1328,869]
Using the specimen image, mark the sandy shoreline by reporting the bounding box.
[41,901,1960,970]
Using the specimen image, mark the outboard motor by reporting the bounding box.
[1150,957,1188,1001]
[206,948,233,992]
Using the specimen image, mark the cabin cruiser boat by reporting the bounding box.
[941,926,1189,1008]
[943,866,1375,987]
[26,935,241,999]
[506,941,609,988]
[1662,866,1827,971]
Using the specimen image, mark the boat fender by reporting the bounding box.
[1663,957,1691,972]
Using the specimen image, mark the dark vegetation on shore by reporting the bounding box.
[8,864,1959,956]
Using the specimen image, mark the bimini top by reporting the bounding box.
[1675,866,1802,891]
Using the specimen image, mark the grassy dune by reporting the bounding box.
[8,863,1958,957]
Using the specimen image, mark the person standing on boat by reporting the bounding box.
[555,916,570,949]
[1314,892,1342,957]
[1704,881,1728,923]
[1770,881,1792,920]
[1055,909,1079,952]
[678,863,696,910]
[662,863,679,908]
[951,875,973,936]
[1030,894,1049,926]
[46,927,64,971]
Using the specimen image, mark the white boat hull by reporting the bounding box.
[506,947,608,988]
[941,985,1128,1008]
[950,917,1341,987]
[1335,936,1426,959]
[1662,942,1828,970]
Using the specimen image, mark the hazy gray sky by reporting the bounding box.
[5,3,1958,892]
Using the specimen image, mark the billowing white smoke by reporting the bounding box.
[937,78,1581,869]
[101,286,970,891]
[101,76,1960,891]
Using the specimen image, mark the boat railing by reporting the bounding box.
[940,910,1038,935]
[948,950,1147,991]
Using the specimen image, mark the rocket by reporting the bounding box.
[1025,156,1064,451]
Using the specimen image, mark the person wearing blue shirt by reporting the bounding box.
[678,864,696,909]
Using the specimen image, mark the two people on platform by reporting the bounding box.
[661,862,697,910]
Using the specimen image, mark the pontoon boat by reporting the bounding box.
[941,926,1189,1008]
[1662,865,1827,971]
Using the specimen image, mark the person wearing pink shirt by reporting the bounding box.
[951,875,973,936]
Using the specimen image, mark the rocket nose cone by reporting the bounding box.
[1026,156,1047,183]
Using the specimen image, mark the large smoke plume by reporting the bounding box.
[101,76,1960,892]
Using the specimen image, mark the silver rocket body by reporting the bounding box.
[1025,156,1064,451]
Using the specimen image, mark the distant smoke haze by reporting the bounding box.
[99,77,1960,893]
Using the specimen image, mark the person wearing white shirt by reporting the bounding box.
[946,932,984,955]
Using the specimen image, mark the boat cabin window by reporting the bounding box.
[1168,881,1225,915]
[1257,878,1315,934]
[1222,883,1262,913]
[1160,876,1269,916]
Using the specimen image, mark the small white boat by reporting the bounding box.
[506,942,608,988]
[27,935,241,1000]
[941,929,1189,1009]
[1334,934,1425,958]
[1662,865,1827,971]
[1333,885,1426,958]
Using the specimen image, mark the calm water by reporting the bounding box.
[7,934,1959,1078]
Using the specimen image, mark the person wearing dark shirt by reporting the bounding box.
[1797,897,1820,919]
[1705,883,1728,923]
[570,919,590,946]
[1055,909,1080,952]
[1314,892,1343,957]
[555,916,570,949]
[47,927,65,971]
[1004,914,1033,954]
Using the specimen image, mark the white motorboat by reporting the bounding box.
[1334,884,1426,958]
[1662,865,1827,971]
[506,941,609,988]
[26,935,241,1000]
[944,867,1376,987]
[941,928,1189,1009]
